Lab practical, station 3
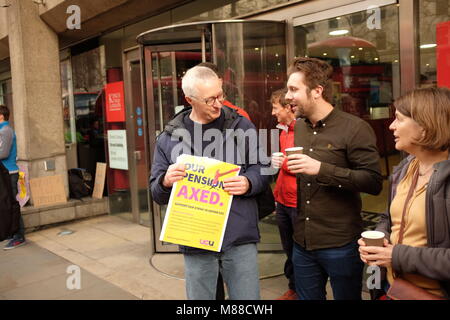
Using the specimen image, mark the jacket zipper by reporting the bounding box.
[426,170,436,247]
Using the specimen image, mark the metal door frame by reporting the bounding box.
[123,47,151,226]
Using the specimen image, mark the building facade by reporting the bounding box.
[0,0,449,253]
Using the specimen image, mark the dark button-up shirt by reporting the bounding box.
[294,108,383,250]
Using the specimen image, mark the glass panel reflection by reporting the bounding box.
[294,4,401,220]
[214,22,286,248]
[152,50,203,134]
[419,0,450,88]
[181,0,292,23]
[214,22,286,130]
[151,49,203,238]
[145,21,286,251]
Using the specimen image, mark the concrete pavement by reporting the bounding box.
[0,215,370,300]
[0,239,136,300]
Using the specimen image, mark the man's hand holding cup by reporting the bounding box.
[286,147,321,176]
[271,152,285,169]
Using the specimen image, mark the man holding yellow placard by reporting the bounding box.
[150,66,269,300]
[159,154,241,253]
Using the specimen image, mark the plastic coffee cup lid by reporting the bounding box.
[361,231,385,239]
[285,147,303,151]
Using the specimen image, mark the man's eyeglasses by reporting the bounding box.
[191,93,226,106]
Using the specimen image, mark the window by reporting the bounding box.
[181,0,292,22]
[419,0,450,88]
[293,3,401,216]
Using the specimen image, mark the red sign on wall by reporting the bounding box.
[437,21,450,89]
[105,81,125,122]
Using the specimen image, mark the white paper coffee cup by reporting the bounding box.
[361,231,385,247]
[272,152,284,157]
[271,152,284,168]
[285,147,303,157]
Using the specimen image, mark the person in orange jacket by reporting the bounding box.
[270,89,298,300]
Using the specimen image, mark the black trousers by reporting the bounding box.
[10,173,25,240]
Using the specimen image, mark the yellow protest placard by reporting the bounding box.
[160,154,240,252]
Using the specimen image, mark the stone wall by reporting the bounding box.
[22,197,110,232]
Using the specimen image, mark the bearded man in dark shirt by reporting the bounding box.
[285,57,383,300]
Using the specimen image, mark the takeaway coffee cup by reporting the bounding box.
[285,147,303,157]
[271,152,284,169]
[272,152,284,157]
[361,230,385,247]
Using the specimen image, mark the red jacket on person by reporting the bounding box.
[223,100,251,121]
[273,120,297,208]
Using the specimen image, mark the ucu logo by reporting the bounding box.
[200,240,215,247]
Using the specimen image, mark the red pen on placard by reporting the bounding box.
[212,168,240,185]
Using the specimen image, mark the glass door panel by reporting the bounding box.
[293,3,402,227]
[152,49,204,135]
[129,60,151,226]
[146,23,287,252]
[147,45,203,252]
[418,0,450,88]
[213,22,287,251]
[119,49,151,226]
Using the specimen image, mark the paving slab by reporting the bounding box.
[7,215,370,300]
[0,241,137,300]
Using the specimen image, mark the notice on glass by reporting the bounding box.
[107,130,128,170]
[160,154,240,252]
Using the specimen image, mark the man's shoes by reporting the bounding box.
[276,289,298,300]
[4,238,26,250]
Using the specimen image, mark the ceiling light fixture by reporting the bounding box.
[420,44,437,49]
[329,29,349,36]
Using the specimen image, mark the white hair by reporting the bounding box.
[181,66,219,98]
